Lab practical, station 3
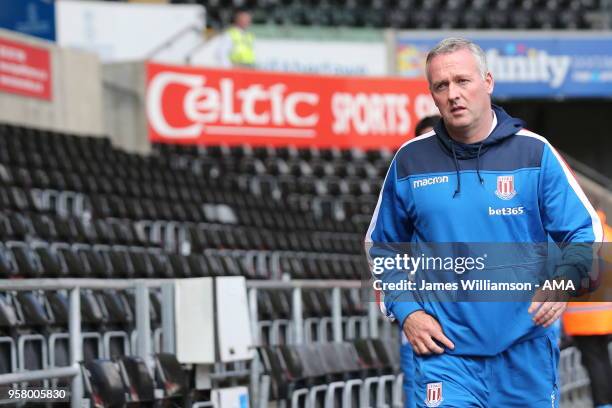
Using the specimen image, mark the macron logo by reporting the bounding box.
[413,176,449,188]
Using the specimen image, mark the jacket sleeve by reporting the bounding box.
[538,143,604,291]
[365,157,422,326]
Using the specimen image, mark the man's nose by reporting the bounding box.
[447,82,460,101]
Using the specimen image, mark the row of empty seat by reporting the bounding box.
[1,124,369,282]
[0,289,163,377]
[0,238,366,280]
[155,138,394,162]
[257,289,367,321]
[171,0,610,29]
[257,339,402,407]
[84,353,188,407]
[1,212,154,246]
[256,288,370,346]
[0,242,278,280]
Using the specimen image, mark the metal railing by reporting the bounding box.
[246,279,379,345]
[0,278,175,408]
[245,280,382,408]
[0,278,378,408]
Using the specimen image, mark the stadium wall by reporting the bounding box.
[0,28,104,136]
[102,61,151,154]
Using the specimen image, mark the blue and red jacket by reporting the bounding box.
[366,105,603,356]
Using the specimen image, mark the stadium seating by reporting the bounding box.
[257,339,401,407]
[81,353,188,407]
[0,122,397,406]
[0,123,372,282]
[169,0,609,29]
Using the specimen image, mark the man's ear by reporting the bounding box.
[485,71,494,95]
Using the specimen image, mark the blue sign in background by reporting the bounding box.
[0,0,55,41]
[396,34,612,98]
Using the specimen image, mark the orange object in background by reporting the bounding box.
[563,302,612,335]
[597,210,612,252]
[562,209,612,336]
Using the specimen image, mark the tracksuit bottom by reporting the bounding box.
[573,335,612,407]
[412,333,560,408]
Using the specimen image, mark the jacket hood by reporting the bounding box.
[432,104,524,197]
[434,104,525,160]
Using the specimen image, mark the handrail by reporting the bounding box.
[0,279,171,408]
[0,278,371,408]
[561,151,612,191]
[145,24,205,61]
[246,279,362,290]
[0,278,172,291]
[0,365,79,385]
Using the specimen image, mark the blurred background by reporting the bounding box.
[0,0,610,407]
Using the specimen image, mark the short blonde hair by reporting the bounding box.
[425,37,488,83]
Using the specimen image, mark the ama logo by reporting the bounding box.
[486,43,571,88]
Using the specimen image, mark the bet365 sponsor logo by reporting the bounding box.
[488,206,524,216]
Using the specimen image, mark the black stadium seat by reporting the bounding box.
[119,356,155,404]
[7,242,43,278]
[33,243,66,278]
[155,353,188,401]
[82,360,127,408]
[0,244,17,278]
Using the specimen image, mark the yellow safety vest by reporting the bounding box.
[227,27,255,67]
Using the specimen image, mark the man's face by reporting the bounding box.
[427,48,493,135]
[236,12,252,29]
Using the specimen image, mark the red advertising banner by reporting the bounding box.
[146,62,438,149]
[0,37,52,100]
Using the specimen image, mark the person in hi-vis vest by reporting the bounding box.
[217,10,255,68]
[562,210,612,408]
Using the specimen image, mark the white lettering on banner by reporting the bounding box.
[285,92,319,127]
[148,72,204,138]
[331,92,410,135]
[486,49,571,88]
[0,45,27,63]
[220,79,242,124]
[147,72,320,138]
[0,75,44,92]
[0,61,48,81]
[414,94,440,120]
[237,84,268,125]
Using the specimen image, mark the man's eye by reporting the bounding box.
[436,84,447,91]
[459,79,469,84]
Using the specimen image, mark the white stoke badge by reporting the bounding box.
[425,382,443,407]
[495,175,517,200]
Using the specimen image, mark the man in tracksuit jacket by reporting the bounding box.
[366,38,603,407]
